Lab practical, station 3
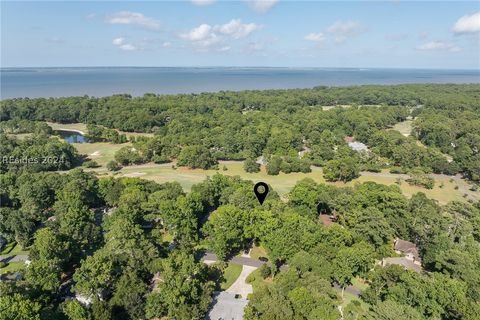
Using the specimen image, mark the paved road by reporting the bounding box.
[203,252,266,268]
[208,292,248,320]
[360,171,408,179]
[225,265,257,298]
[201,252,362,297]
[333,282,362,297]
[0,255,29,263]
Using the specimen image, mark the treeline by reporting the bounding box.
[0,134,80,173]
[1,170,479,319]
[86,124,127,144]
[0,119,52,135]
[1,84,479,181]
[1,84,478,130]
[413,104,480,182]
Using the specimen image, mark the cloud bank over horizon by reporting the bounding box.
[2,1,479,69]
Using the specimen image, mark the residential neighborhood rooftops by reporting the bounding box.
[382,257,422,273]
[344,136,369,152]
[394,238,420,261]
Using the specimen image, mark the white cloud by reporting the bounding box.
[417,41,461,52]
[106,11,161,31]
[191,0,215,6]
[112,37,138,51]
[112,37,125,45]
[304,32,325,42]
[453,11,480,34]
[162,41,172,48]
[247,0,278,13]
[327,20,365,43]
[219,46,231,52]
[86,13,96,20]
[119,43,137,51]
[180,25,220,50]
[179,19,261,51]
[180,24,213,41]
[215,19,262,39]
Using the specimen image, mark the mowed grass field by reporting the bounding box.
[75,142,130,166]
[343,172,475,204]
[46,122,154,138]
[47,122,88,134]
[41,121,477,203]
[390,119,413,136]
[100,161,327,195]
[79,156,478,203]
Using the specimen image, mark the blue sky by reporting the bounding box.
[2,1,479,68]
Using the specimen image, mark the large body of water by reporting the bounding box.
[1,67,479,99]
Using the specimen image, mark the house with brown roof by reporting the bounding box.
[394,238,421,266]
[379,238,423,273]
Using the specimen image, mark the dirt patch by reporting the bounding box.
[89,151,101,157]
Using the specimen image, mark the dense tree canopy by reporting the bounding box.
[2,84,478,179]
[1,84,479,319]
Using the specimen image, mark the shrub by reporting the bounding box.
[266,156,282,175]
[106,160,121,172]
[243,158,260,173]
[390,167,407,174]
[152,154,170,164]
[258,264,271,279]
[114,146,144,165]
[406,169,435,189]
[82,160,99,168]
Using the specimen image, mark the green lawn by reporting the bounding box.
[351,277,369,291]
[249,245,269,261]
[246,267,272,293]
[337,289,369,309]
[346,172,476,204]
[47,122,88,134]
[92,161,326,195]
[221,263,243,290]
[1,243,16,255]
[1,243,29,256]
[46,122,154,138]
[0,261,25,275]
[85,161,474,203]
[390,120,413,136]
[66,137,478,202]
[75,141,130,166]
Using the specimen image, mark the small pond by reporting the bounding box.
[55,130,87,144]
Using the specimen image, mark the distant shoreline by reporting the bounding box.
[2,66,480,71]
[1,68,479,99]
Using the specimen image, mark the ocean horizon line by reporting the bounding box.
[2,66,479,72]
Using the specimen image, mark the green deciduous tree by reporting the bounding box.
[323,158,360,182]
[177,145,217,169]
[203,205,248,260]
[0,293,42,320]
[144,251,214,320]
